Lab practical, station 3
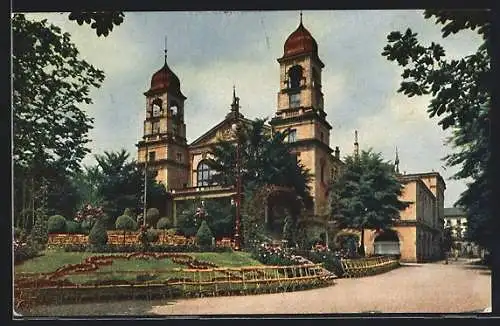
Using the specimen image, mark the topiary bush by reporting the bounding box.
[146,208,160,227]
[146,228,160,243]
[156,216,172,230]
[66,220,81,234]
[88,218,108,250]
[47,215,67,233]
[123,208,136,219]
[115,215,138,232]
[196,220,214,249]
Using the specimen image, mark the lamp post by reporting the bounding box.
[232,121,242,251]
[142,143,148,227]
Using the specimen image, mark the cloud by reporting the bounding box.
[18,10,483,207]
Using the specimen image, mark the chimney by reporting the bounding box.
[334,146,340,159]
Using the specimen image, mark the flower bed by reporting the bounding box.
[14,252,333,310]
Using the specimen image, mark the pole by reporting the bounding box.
[234,128,241,250]
[143,144,148,227]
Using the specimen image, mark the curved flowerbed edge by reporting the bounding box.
[14,253,334,310]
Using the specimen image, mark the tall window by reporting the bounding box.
[288,129,297,143]
[287,65,303,89]
[197,161,215,186]
[152,121,160,134]
[176,152,182,162]
[148,151,156,162]
[289,93,300,108]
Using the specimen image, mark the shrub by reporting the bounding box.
[123,208,136,219]
[115,215,138,231]
[146,208,160,227]
[146,229,160,243]
[47,215,67,233]
[196,220,214,249]
[14,240,41,263]
[88,218,108,248]
[166,228,177,236]
[66,220,81,234]
[156,216,172,230]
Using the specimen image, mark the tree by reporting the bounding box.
[115,215,138,245]
[208,118,312,205]
[93,149,167,227]
[12,14,105,226]
[68,12,125,37]
[382,10,492,251]
[329,150,409,256]
[88,216,109,250]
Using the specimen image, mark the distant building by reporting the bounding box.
[444,207,480,257]
[363,172,446,263]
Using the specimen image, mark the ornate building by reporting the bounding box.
[137,16,344,223]
[136,15,446,262]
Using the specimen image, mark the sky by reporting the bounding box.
[23,10,483,208]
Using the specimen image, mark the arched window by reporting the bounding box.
[197,160,216,187]
[152,98,162,117]
[170,101,179,116]
[287,65,303,89]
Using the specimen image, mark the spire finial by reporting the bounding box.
[300,11,303,25]
[231,85,240,114]
[354,130,359,160]
[164,36,168,64]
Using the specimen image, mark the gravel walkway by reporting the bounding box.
[20,259,491,316]
[150,259,491,314]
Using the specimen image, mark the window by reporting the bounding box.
[287,65,303,89]
[170,102,179,116]
[176,152,182,162]
[197,161,215,186]
[152,121,160,134]
[320,162,325,183]
[289,93,300,108]
[288,129,297,143]
[320,131,324,143]
[148,151,156,162]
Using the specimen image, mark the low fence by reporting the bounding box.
[14,263,332,310]
[340,255,399,278]
[47,232,234,248]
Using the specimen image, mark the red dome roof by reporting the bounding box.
[146,62,185,98]
[283,22,318,58]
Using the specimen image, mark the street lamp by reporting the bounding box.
[142,142,149,227]
[232,121,242,251]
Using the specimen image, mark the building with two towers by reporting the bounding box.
[136,16,445,263]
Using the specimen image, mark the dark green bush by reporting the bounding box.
[146,229,159,243]
[88,218,108,247]
[115,215,137,231]
[47,215,67,233]
[146,208,160,227]
[156,216,172,230]
[123,208,136,219]
[66,220,81,234]
[196,220,214,249]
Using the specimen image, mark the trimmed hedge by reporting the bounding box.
[156,217,172,230]
[115,215,137,231]
[47,215,67,233]
[146,208,160,227]
[66,221,81,234]
[196,220,213,249]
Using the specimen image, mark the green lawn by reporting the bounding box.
[14,250,262,276]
